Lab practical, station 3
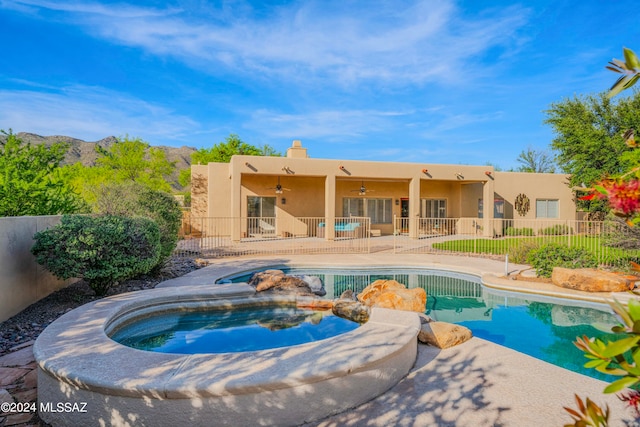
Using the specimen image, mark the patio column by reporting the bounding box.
[230,167,242,242]
[324,175,336,240]
[482,178,495,237]
[409,177,421,239]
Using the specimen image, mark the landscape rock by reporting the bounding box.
[248,270,317,296]
[292,275,326,296]
[332,300,370,324]
[418,321,472,349]
[357,279,427,312]
[339,289,356,300]
[551,267,636,293]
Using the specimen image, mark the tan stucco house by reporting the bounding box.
[191,140,575,240]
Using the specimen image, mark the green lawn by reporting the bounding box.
[432,235,640,267]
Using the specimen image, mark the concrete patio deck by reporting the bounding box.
[159,253,639,426]
[3,252,639,426]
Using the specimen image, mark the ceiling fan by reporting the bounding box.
[267,177,291,194]
[351,181,374,196]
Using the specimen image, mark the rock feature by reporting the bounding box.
[248,270,325,296]
[293,275,326,296]
[339,289,356,301]
[296,297,334,310]
[551,268,637,293]
[357,279,427,312]
[418,321,472,349]
[332,300,370,324]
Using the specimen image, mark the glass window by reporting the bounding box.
[367,199,392,224]
[247,196,276,217]
[536,199,559,218]
[343,198,392,223]
[420,199,446,218]
[343,198,364,217]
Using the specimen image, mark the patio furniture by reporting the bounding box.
[317,222,364,238]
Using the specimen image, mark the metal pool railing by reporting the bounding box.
[175,214,640,268]
[175,216,371,258]
[392,217,640,268]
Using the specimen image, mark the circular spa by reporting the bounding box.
[33,285,420,427]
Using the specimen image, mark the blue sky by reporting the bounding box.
[1,0,638,170]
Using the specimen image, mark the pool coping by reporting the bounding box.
[34,284,420,426]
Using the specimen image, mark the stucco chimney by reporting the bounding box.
[286,140,309,158]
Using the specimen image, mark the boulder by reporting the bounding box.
[357,279,406,303]
[551,268,636,293]
[293,275,326,296]
[332,299,370,323]
[357,280,427,313]
[418,321,472,349]
[248,270,315,296]
[339,289,356,301]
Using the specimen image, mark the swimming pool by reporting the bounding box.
[220,267,621,381]
[110,303,360,354]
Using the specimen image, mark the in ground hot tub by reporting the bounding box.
[34,284,420,427]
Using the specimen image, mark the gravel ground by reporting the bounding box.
[0,256,206,356]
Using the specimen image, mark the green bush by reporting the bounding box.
[31,215,161,295]
[526,243,598,278]
[539,224,572,235]
[94,182,182,269]
[505,227,534,236]
[508,240,541,264]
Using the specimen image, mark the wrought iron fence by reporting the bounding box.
[393,217,640,268]
[176,213,640,268]
[176,216,371,258]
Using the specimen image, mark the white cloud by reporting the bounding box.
[4,0,531,86]
[246,108,413,140]
[0,85,199,143]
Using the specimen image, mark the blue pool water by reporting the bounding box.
[110,304,360,354]
[221,267,621,381]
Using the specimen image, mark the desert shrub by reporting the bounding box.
[505,227,535,236]
[526,243,598,278]
[508,240,541,264]
[94,182,182,269]
[602,214,640,250]
[31,214,161,295]
[539,224,572,235]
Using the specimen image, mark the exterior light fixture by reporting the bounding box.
[395,199,399,205]
[281,198,286,205]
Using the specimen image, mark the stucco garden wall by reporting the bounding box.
[0,216,74,322]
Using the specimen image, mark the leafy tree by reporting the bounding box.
[516,147,556,173]
[63,136,177,208]
[95,136,175,190]
[0,130,84,216]
[544,92,640,215]
[94,182,183,269]
[192,134,280,164]
[544,93,640,187]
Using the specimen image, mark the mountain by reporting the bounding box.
[8,133,197,190]
[13,132,196,170]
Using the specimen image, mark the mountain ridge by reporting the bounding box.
[10,132,197,171]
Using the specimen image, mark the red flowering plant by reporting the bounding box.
[564,47,640,427]
[586,176,640,226]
